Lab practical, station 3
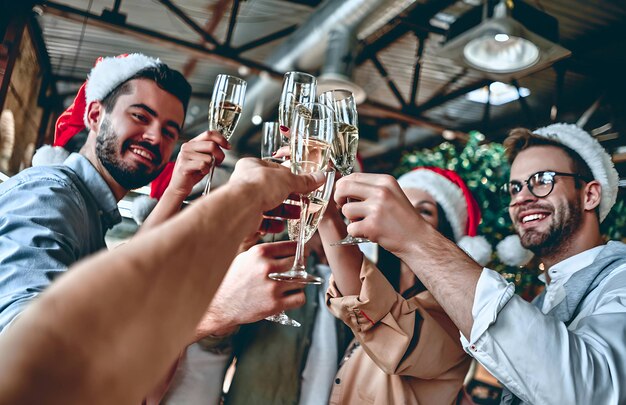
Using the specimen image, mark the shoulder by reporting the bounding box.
[0,166,82,201]
[589,261,626,314]
[0,166,88,221]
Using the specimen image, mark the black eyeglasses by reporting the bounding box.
[500,171,591,205]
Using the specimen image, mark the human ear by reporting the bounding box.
[583,180,602,211]
[86,101,104,132]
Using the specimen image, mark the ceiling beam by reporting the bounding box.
[157,0,219,47]
[359,100,451,133]
[357,0,457,64]
[370,55,407,109]
[414,78,491,114]
[224,0,240,47]
[234,25,298,54]
[43,1,284,79]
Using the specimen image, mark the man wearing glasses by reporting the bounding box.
[333,123,624,404]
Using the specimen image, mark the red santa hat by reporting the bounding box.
[48,53,174,199]
[397,167,493,266]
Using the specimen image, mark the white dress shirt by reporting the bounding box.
[460,243,626,404]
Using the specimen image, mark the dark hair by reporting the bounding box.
[101,64,192,115]
[436,203,456,243]
[503,127,594,187]
[380,202,456,299]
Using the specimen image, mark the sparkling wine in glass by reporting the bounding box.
[287,170,335,243]
[319,89,369,245]
[203,74,246,195]
[264,169,335,328]
[278,72,316,130]
[269,103,334,285]
[260,121,301,327]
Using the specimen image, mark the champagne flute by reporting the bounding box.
[202,74,246,195]
[278,71,316,130]
[260,121,300,327]
[260,122,287,164]
[319,89,369,245]
[264,169,335,328]
[269,103,334,284]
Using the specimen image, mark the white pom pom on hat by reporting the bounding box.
[397,167,493,266]
[496,235,534,267]
[532,123,619,222]
[31,145,71,167]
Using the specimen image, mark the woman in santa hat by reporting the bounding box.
[318,166,491,405]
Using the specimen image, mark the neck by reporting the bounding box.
[80,136,128,202]
[540,216,604,271]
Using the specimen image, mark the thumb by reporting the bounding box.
[289,171,325,195]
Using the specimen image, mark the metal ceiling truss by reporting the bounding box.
[355,0,485,126]
[157,0,219,47]
[224,0,239,47]
[409,32,426,107]
[370,54,408,110]
[43,0,496,132]
[43,0,291,78]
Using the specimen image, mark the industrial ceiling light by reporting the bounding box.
[437,0,571,80]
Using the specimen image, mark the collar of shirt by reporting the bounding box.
[538,245,605,313]
[64,153,122,230]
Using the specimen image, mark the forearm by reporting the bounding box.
[397,226,482,337]
[318,209,363,296]
[138,188,188,233]
[0,183,262,405]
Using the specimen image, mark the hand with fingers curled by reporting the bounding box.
[192,241,307,340]
[334,172,429,255]
[167,130,231,199]
[229,157,326,213]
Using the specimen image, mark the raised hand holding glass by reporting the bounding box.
[203,74,246,195]
[269,103,334,284]
[319,89,369,245]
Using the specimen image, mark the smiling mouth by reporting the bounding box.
[129,146,155,163]
[520,213,549,224]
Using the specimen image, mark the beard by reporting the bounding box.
[515,198,582,257]
[95,117,164,190]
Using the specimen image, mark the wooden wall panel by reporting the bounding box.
[3,26,42,174]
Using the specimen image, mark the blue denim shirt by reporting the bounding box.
[0,153,121,332]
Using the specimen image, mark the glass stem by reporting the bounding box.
[202,160,217,196]
[293,194,309,272]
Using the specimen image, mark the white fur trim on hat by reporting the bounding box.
[32,145,71,167]
[532,123,619,222]
[496,235,534,267]
[84,53,162,127]
[398,170,467,241]
[458,235,493,267]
